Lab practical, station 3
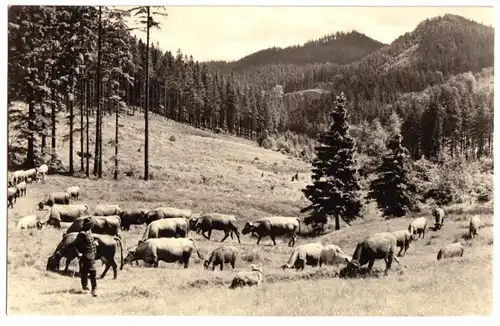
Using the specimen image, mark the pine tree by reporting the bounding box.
[301,92,363,230]
[367,115,417,218]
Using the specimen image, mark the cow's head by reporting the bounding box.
[189,217,199,231]
[123,249,137,266]
[203,260,211,269]
[36,221,46,230]
[46,250,63,271]
[241,222,255,235]
[344,257,361,270]
[38,202,45,211]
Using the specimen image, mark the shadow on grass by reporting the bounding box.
[42,288,88,295]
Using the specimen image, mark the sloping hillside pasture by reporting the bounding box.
[6,108,493,315]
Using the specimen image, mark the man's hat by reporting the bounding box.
[82,217,94,229]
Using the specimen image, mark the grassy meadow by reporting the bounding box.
[6,107,494,316]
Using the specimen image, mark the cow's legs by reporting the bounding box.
[207,229,212,240]
[270,235,277,246]
[220,263,223,271]
[234,230,241,244]
[100,263,111,279]
[202,230,210,240]
[221,230,230,243]
[397,246,403,257]
[231,260,235,269]
[256,235,262,245]
[384,254,393,276]
[288,234,297,247]
[183,253,190,269]
[367,259,375,273]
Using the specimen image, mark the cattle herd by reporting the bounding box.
[8,165,485,289]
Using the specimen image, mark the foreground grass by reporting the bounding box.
[7,107,494,316]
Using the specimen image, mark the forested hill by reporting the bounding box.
[209,30,386,72]
[210,14,494,97]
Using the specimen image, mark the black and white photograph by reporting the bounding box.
[2,2,496,316]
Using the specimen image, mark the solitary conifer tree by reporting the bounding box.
[301,92,363,230]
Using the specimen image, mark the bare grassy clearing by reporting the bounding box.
[7,110,493,315]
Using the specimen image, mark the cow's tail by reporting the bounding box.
[84,205,89,213]
[114,236,124,270]
[185,217,190,237]
[281,248,298,270]
[296,218,301,234]
[188,237,204,260]
[140,223,151,243]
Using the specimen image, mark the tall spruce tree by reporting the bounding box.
[301,92,363,230]
[367,116,417,218]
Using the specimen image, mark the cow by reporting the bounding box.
[46,232,124,279]
[433,207,446,230]
[15,181,27,197]
[119,209,148,231]
[93,204,122,216]
[65,215,121,239]
[36,164,48,181]
[392,230,413,257]
[281,242,324,270]
[7,187,19,209]
[24,168,37,183]
[17,215,44,230]
[38,192,71,210]
[10,170,26,185]
[203,245,239,271]
[344,232,401,276]
[319,244,352,267]
[44,204,89,228]
[437,242,464,260]
[229,264,264,289]
[123,237,203,269]
[408,217,428,240]
[242,216,301,247]
[469,215,481,239]
[65,186,80,201]
[139,218,190,243]
[138,206,192,225]
[194,213,241,243]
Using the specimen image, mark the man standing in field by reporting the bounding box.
[70,217,98,297]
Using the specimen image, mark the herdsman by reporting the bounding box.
[70,217,98,297]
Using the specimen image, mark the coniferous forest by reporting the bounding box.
[8,7,493,188]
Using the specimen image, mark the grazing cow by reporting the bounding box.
[7,187,19,209]
[36,164,48,181]
[469,215,481,239]
[65,215,122,239]
[139,218,190,243]
[15,181,27,197]
[24,168,37,183]
[203,245,239,271]
[242,216,301,247]
[11,170,26,185]
[281,242,324,270]
[194,213,241,243]
[437,242,464,261]
[119,209,148,231]
[392,230,413,257]
[345,232,401,276]
[139,206,192,225]
[408,217,428,240]
[17,215,44,230]
[44,204,89,228]
[65,186,80,201]
[93,204,122,216]
[229,264,264,289]
[46,232,123,279]
[123,237,203,268]
[319,244,352,267]
[38,192,71,210]
[433,207,446,230]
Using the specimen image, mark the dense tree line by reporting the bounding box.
[7,7,493,181]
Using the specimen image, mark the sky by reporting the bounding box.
[127,6,495,62]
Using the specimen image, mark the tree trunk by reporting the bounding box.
[114,96,119,180]
[26,99,35,168]
[335,214,340,231]
[41,104,46,151]
[144,6,151,181]
[86,78,90,177]
[68,81,74,174]
[51,89,56,152]
[94,6,102,177]
[80,78,85,172]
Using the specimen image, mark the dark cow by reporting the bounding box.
[242,216,301,247]
[65,215,122,239]
[194,213,241,243]
[38,192,71,210]
[46,232,124,279]
[204,245,239,271]
[119,209,148,231]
